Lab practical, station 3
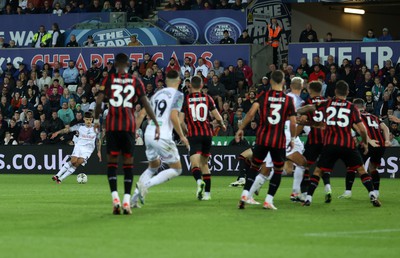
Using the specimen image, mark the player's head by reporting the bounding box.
[84,111,94,126]
[353,98,365,111]
[335,80,349,98]
[290,77,304,91]
[114,53,129,72]
[165,70,181,88]
[190,76,203,91]
[308,81,322,96]
[270,70,285,89]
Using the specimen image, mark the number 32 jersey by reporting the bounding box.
[183,92,216,137]
[147,87,184,140]
[101,73,145,132]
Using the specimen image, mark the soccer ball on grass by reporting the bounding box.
[77,173,88,184]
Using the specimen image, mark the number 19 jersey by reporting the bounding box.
[147,87,184,140]
[183,92,216,137]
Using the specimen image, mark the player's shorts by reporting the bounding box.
[285,137,304,157]
[263,153,273,168]
[252,144,285,168]
[303,143,324,165]
[106,131,135,157]
[188,136,212,157]
[71,145,95,166]
[359,145,386,166]
[145,137,180,164]
[317,145,363,172]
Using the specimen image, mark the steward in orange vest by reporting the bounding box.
[267,18,282,48]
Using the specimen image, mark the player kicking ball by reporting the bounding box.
[131,70,190,207]
[51,112,101,183]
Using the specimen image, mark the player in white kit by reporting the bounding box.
[51,112,102,183]
[132,70,189,207]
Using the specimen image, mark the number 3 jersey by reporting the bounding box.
[256,90,295,149]
[183,92,216,137]
[101,73,146,132]
[147,87,184,140]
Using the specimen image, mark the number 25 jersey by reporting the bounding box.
[101,73,145,132]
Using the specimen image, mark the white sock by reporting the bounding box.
[144,168,182,188]
[111,191,119,201]
[344,190,352,195]
[306,195,312,202]
[56,161,72,177]
[59,166,76,181]
[265,194,274,204]
[131,189,139,203]
[204,192,210,197]
[248,174,267,199]
[267,169,274,180]
[241,190,249,199]
[139,167,158,185]
[324,184,332,193]
[374,190,380,198]
[123,194,130,204]
[197,179,203,185]
[369,191,376,198]
[292,166,305,194]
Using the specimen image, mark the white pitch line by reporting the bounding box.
[304,229,400,237]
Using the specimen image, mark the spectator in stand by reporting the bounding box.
[363,29,378,42]
[211,60,224,77]
[299,23,318,42]
[217,0,230,9]
[18,121,33,145]
[325,73,337,99]
[165,57,180,73]
[38,71,52,92]
[381,59,393,80]
[48,87,61,111]
[25,2,39,14]
[126,0,139,20]
[356,70,373,99]
[180,57,192,78]
[7,40,16,48]
[235,58,253,87]
[7,118,20,140]
[32,25,52,48]
[371,64,383,81]
[88,0,102,12]
[194,57,208,78]
[177,0,191,10]
[384,67,397,85]
[165,0,178,10]
[58,101,74,125]
[390,123,400,137]
[128,35,141,46]
[32,120,43,144]
[378,28,393,41]
[53,2,63,14]
[372,77,385,114]
[84,35,97,47]
[142,68,155,89]
[311,56,327,74]
[41,0,53,13]
[245,120,258,136]
[308,65,325,82]
[63,60,79,86]
[324,32,336,42]
[102,1,112,12]
[52,70,64,87]
[326,64,339,82]
[231,0,244,10]
[325,55,338,70]
[155,79,165,93]
[113,0,124,12]
[365,91,375,114]
[220,30,235,44]
[46,111,64,135]
[66,34,79,47]
[139,53,154,76]
[3,4,14,14]
[297,57,310,75]
[51,23,63,48]
[242,90,256,113]
[207,75,226,111]
[191,0,203,10]
[103,61,116,75]
[389,133,399,146]
[37,131,50,145]
[128,60,140,74]
[154,69,164,86]
[236,29,253,44]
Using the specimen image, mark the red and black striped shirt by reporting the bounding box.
[321,98,361,149]
[256,90,295,149]
[101,73,145,132]
[360,111,385,147]
[305,96,327,145]
[183,92,216,137]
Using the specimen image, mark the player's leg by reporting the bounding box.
[230,148,252,187]
[199,137,213,200]
[247,155,273,203]
[339,169,356,199]
[263,148,286,210]
[287,151,307,201]
[188,137,204,194]
[301,143,321,198]
[119,132,136,214]
[58,156,81,182]
[368,147,385,198]
[106,132,121,214]
[53,148,79,182]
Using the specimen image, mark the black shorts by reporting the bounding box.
[359,145,386,166]
[252,144,285,168]
[303,143,324,165]
[188,136,212,157]
[317,145,363,172]
[106,131,135,157]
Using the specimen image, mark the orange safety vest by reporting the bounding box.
[267,25,282,48]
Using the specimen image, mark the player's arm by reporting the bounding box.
[296,104,316,115]
[96,132,102,162]
[236,102,259,138]
[210,109,226,131]
[389,115,400,123]
[288,115,297,151]
[140,95,160,140]
[353,122,369,154]
[135,108,147,129]
[179,112,188,135]
[171,110,189,149]
[51,125,71,139]
[380,122,391,146]
[296,124,304,137]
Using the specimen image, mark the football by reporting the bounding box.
[77,173,88,184]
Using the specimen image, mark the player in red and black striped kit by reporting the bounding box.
[236,70,297,210]
[95,53,160,215]
[301,80,381,207]
[182,75,226,201]
[339,98,390,199]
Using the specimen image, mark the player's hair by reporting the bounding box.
[335,80,349,97]
[84,112,93,119]
[114,53,129,66]
[353,98,365,109]
[290,77,304,90]
[166,70,179,80]
[191,76,203,89]
[309,81,322,93]
[270,70,284,85]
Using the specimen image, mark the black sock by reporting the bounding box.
[237,155,249,180]
[301,169,310,193]
[107,163,118,192]
[322,172,331,185]
[371,170,380,191]
[346,171,356,191]
[361,173,374,192]
[243,165,258,191]
[123,164,133,195]
[307,175,320,197]
[191,167,202,181]
[203,174,211,192]
[267,169,282,197]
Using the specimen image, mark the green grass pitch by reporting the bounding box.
[0,175,399,258]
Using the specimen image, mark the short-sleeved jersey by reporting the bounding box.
[256,90,296,149]
[304,96,327,145]
[70,124,97,150]
[101,73,145,132]
[321,98,361,149]
[146,87,184,140]
[284,92,304,143]
[360,111,385,147]
[183,92,216,137]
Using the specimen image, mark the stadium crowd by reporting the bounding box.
[1,50,400,146]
